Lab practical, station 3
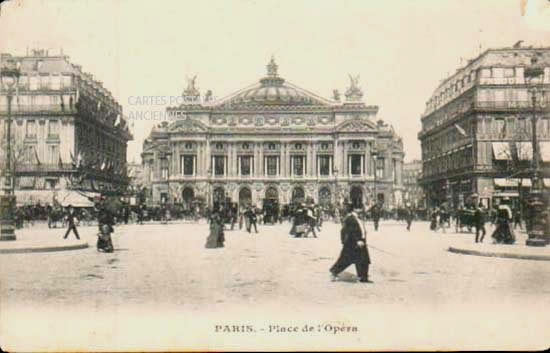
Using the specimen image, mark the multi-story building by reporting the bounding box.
[142,58,405,210]
[403,159,425,208]
[418,44,550,209]
[0,49,132,206]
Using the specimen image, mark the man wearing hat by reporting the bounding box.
[63,204,80,240]
[330,202,372,283]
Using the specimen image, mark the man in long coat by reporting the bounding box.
[330,204,372,283]
[63,205,80,240]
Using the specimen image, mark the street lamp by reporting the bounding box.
[0,59,20,241]
[161,152,171,205]
[524,55,548,247]
[371,149,379,206]
[207,167,212,209]
[333,167,339,205]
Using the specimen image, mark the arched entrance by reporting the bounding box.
[182,187,194,209]
[318,187,331,205]
[265,186,279,202]
[264,186,279,224]
[213,186,226,210]
[239,187,252,208]
[291,186,305,204]
[350,186,363,209]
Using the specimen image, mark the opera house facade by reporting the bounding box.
[141,58,404,210]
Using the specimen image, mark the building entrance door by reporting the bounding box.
[182,187,194,210]
[239,187,252,209]
[291,186,305,204]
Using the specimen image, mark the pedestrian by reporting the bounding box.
[474,203,486,243]
[63,205,80,240]
[405,204,414,231]
[491,198,515,244]
[315,205,323,231]
[330,203,372,283]
[513,207,522,230]
[438,205,448,233]
[239,204,245,230]
[304,206,318,238]
[97,223,114,253]
[430,207,439,231]
[244,206,258,234]
[369,203,381,231]
[205,207,225,248]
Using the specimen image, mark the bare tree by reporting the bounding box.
[0,133,32,189]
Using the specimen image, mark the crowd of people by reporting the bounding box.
[426,197,546,244]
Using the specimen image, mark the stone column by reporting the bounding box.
[365,141,371,176]
[333,137,340,175]
[205,139,211,175]
[280,144,285,178]
[343,141,348,177]
[286,143,291,178]
[259,142,264,178]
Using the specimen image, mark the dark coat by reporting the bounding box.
[340,213,371,264]
[65,209,78,226]
[474,207,485,226]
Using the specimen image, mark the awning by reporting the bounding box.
[522,178,532,187]
[516,142,533,160]
[540,142,550,162]
[14,190,97,207]
[15,190,54,206]
[56,190,96,207]
[544,178,550,188]
[493,192,519,197]
[494,178,521,187]
[492,142,511,160]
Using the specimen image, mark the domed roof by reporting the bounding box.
[215,57,334,107]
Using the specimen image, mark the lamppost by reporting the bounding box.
[524,55,549,247]
[333,167,339,205]
[371,148,379,206]
[0,59,20,241]
[207,167,212,209]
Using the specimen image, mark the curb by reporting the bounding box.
[0,242,89,254]
[448,246,550,262]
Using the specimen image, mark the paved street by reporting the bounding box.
[1,220,550,350]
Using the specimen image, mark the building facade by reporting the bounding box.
[403,159,425,208]
[418,45,550,209]
[142,58,404,210]
[0,49,132,206]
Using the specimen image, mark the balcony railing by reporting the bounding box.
[0,104,77,114]
[474,101,532,109]
[15,163,75,172]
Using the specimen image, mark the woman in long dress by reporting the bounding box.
[205,210,225,248]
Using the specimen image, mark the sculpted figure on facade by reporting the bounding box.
[204,89,213,102]
[345,74,364,102]
[183,75,200,101]
[333,89,341,101]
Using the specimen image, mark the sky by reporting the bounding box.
[1,0,549,164]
